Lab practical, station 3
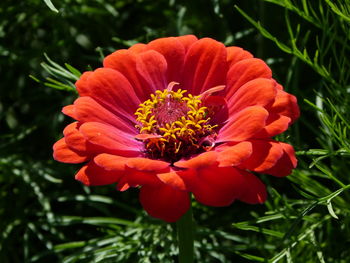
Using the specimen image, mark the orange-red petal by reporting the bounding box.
[217,106,268,142]
[174,151,218,169]
[216,141,253,167]
[75,160,124,186]
[53,138,88,163]
[226,46,253,67]
[182,38,227,94]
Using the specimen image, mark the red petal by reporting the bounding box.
[226,58,272,98]
[75,71,93,95]
[157,170,187,191]
[226,46,253,67]
[227,78,277,114]
[255,114,291,138]
[94,153,128,171]
[268,90,300,123]
[79,122,141,156]
[262,142,297,177]
[73,97,136,134]
[128,43,148,53]
[216,141,253,167]
[187,166,246,207]
[53,138,88,163]
[174,151,218,169]
[126,158,169,171]
[217,106,268,142]
[77,68,140,123]
[135,50,167,91]
[63,122,89,154]
[103,49,154,102]
[148,37,186,83]
[176,35,198,52]
[62,104,76,119]
[238,170,267,204]
[239,139,284,172]
[139,184,190,222]
[182,38,228,95]
[75,160,124,186]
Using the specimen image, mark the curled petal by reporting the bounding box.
[255,114,291,138]
[62,104,76,119]
[126,158,169,171]
[139,184,190,222]
[239,140,284,172]
[157,170,188,191]
[261,143,297,177]
[94,154,128,172]
[53,138,88,163]
[75,160,124,186]
[268,90,300,123]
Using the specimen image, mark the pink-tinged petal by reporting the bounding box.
[174,151,218,169]
[239,140,284,172]
[216,141,253,167]
[226,59,272,99]
[79,122,142,156]
[63,122,89,154]
[227,78,277,114]
[187,166,246,207]
[73,97,137,134]
[182,38,228,94]
[217,106,268,142]
[148,37,186,83]
[139,184,190,222]
[157,170,187,191]
[75,160,124,186]
[226,46,253,67]
[62,104,76,119]
[262,143,297,177]
[268,90,300,123]
[103,49,155,102]
[255,114,291,138]
[238,170,267,204]
[126,158,169,171]
[77,68,140,123]
[176,35,198,52]
[53,138,88,163]
[94,154,128,172]
[136,50,167,91]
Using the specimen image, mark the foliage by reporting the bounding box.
[1,0,349,262]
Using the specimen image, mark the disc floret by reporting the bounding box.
[135,86,217,163]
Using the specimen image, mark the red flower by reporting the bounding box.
[53,35,299,222]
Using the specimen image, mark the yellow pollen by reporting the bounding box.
[134,86,217,162]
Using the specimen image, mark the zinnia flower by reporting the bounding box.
[53,35,299,222]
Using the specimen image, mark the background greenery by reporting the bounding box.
[1,0,349,262]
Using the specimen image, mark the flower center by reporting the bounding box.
[135,84,217,163]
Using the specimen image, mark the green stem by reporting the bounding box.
[176,203,194,263]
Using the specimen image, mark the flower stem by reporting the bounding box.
[176,204,194,263]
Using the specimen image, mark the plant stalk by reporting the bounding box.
[176,203,194,263]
